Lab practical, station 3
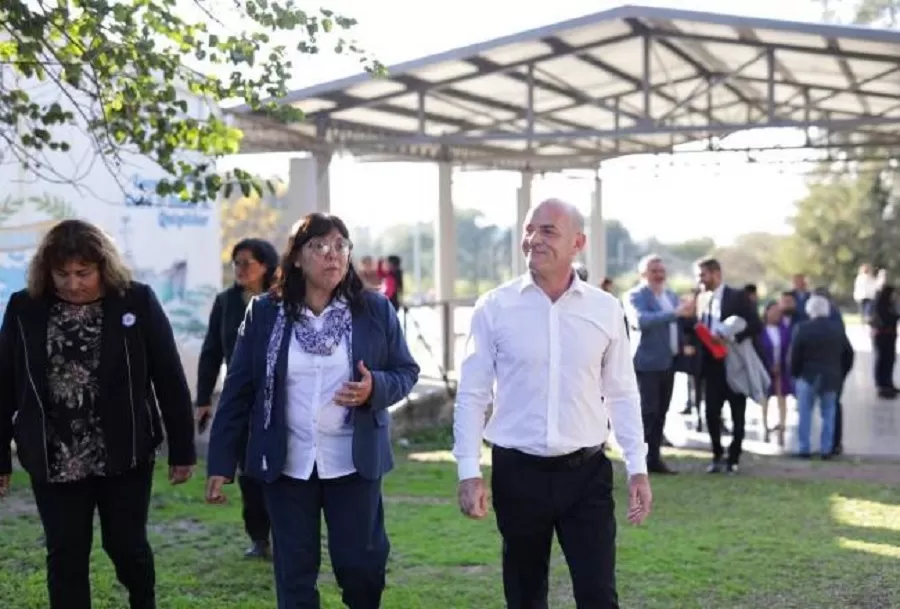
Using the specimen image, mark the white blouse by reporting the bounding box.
[282,302,356,480]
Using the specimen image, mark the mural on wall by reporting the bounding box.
[0,180,221,347]
[118,175,220,342]
[0,195,76,312]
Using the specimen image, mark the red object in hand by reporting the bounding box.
[695,322,728,359]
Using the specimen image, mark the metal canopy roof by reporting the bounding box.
[230,4,900,170]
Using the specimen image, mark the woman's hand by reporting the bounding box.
[206,476,229,504]
[169,465,193,485]
[334,361,374,407]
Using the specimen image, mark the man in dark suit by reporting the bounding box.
[695,257,762,474]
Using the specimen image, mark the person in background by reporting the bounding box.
[378,256,403,310]
[758,301,792,447]
[205,213,420,609]
[779,291,802,329]
[676,289,703,430]
[600,277,614,292]
[695,257,761,474]
[573,263,588,282]
[743,284,759,309]
[790,295,852,458]
[196,237,279,559]
[625,254,695,475]
[869,284,899,399]
[0,219,196,609]
[358,255,381,291]
[854,264,878,322]
[791,274,810,322]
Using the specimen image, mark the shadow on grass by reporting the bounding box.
[1,425,899,608]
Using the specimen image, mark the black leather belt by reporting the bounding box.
[493,445,605,470]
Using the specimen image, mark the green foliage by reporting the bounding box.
[0,0,383,202]
[787,169,900,298]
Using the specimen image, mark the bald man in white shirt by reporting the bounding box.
[453,199,652,609]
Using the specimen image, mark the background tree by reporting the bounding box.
[1,0,381,201]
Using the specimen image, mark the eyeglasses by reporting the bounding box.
[307,240,353,258]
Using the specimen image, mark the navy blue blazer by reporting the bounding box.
[624,284,680,372]
[206,290,420,483]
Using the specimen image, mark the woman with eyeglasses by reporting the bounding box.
[205,213,420,609]
[196,237,279,559]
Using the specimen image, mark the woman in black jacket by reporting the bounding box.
[195,237,279,558]
[0,219,196,609]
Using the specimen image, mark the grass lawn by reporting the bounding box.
[2,428,900,609]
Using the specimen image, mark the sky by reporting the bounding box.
[218,0,847,244]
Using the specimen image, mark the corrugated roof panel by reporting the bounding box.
[556,20,632,47]
[407,60,480,83]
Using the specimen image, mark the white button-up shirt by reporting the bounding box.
[283,302,356,480]
[452,273,648,480]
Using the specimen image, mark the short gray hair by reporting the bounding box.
[533,198,585,232]
[638,253,663,275]
[805,294,832,319]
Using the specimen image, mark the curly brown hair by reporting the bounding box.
[27,219,133,298]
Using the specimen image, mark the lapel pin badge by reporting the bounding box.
[122,313,136,328]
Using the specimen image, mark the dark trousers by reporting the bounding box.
[263,471,389,609]
[30,462,156,609]
[636,368,675,467]
[491,445,618,609]
[873,333,897,389]
[703,361,747,465]
[239,473,271,542]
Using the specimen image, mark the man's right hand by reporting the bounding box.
[205,476,229,504]
[675,302,695,318]
[457,478,489,519]
[0,474,10,498]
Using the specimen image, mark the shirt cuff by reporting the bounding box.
[456,457,483,481]
[623,442,649,477]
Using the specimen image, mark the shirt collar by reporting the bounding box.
[519,271,585,296]
[302,296,347,318]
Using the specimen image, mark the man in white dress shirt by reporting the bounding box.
[453,199,652,609]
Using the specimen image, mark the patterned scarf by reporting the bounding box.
[263,301,352,430]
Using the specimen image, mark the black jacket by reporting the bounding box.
[0,282,196,480]
[790,317,853,394]
[196,285,247,406]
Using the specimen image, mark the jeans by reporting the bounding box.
[795,377,837,456]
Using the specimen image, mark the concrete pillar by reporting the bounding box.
[435,161,457,371]
[587,176,606,282]
[286,153,332,220]
[512,169,532,277]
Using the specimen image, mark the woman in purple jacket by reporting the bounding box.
[759,301,793,446]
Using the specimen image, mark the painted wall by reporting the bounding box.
[0,71,222,398]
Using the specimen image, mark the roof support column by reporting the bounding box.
[435,158,456,372]
[587,174,606,283]
[286,151,332,223]
[512,168,533,277]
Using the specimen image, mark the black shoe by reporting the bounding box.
[831,444,843,456]
[726,463,739,475]
[649,462,678,475]
[794,452,812,460]
[706,460,723,474]
[244,540,271,560]
[821,453,834,461]
[680,405,693,415]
